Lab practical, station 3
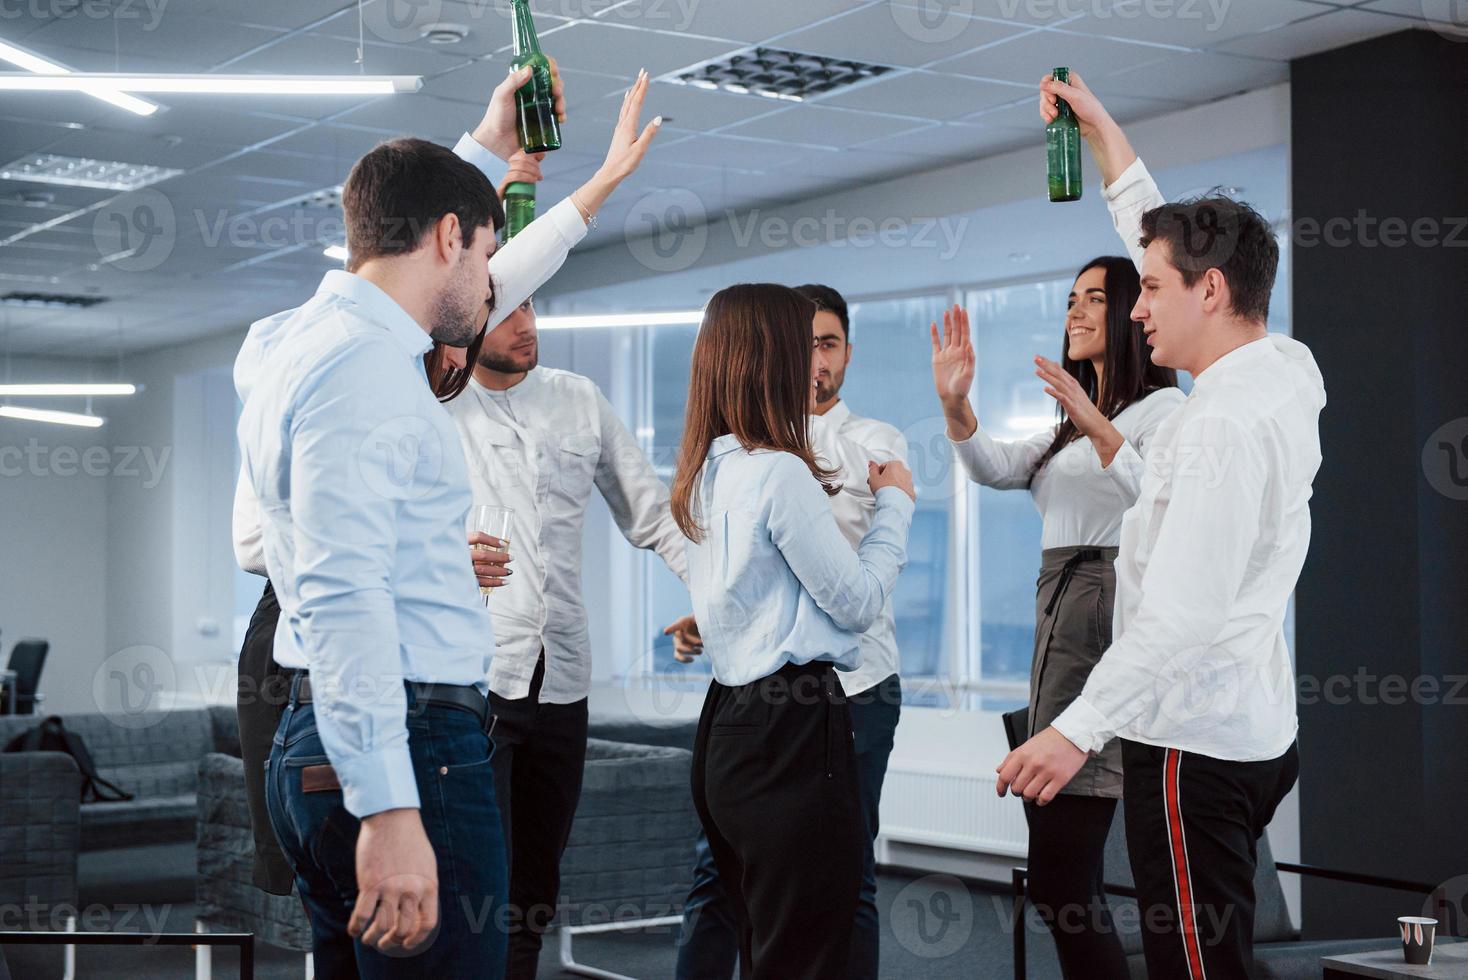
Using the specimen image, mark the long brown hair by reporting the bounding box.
[424,310,490,401]
[1034,255,1179,473]
[670,283,839,542]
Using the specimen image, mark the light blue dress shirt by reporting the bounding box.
[685,435,915,687]
[236,269,492,819]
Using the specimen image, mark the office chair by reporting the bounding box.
[4,639,49,715]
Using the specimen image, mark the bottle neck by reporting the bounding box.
[512,0,542,57]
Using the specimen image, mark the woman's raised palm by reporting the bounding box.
[931,304,975,402]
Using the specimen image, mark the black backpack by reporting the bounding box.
[4,715,134,803]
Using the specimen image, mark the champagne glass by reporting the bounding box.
[468,504,513,606]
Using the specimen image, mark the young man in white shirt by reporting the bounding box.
[997,72,1326,979]
[668,284,908,980]
[446,287,688,978]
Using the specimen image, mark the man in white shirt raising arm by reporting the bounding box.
[997,71,1326,979]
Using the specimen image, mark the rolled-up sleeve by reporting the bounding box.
[286,338,424,817]
[766,456,913,634]
[1052,412,1266,753]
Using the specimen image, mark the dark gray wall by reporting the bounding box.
[1290,28,1468,939]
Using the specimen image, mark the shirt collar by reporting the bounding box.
[709,434,743,458]
[318,269,433,359]
[817,399,851,429]
[1191,336,1272,392]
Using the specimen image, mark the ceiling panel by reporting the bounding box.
[720,105,932,149]
[1213,8,1413,59]
[778,4,1031,69]
[518,21,741,79]
[1096,51,1289,103]
[1059,0,1329,47]
[887,0,1087,30]
[934,26,1170,82]
[821,70,1026,118]
[20,12,287,66]
[596,0,865,42]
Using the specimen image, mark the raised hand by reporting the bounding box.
[1034,356,1124,466]
[594,69,661,185]
[1038,70,1137,185]
[931,303,975,405]
[473,55,568,163]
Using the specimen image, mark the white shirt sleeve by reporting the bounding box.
[1100,388,1187,503]
[232,467,267,576]
[764,455,914,634]
[485,198,588,329]
[1051,412,1268,753]
[1102,156,1167,272]
[592,388,689,584]
[949,424,1054,490]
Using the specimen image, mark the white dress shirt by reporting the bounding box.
[1051,156,1327,762]
[236,270,492,819]
[686,436,914,688]
[233,132,589,577]
[446,369,688,703]
[809,399,909,695]
[949,388,1185,548]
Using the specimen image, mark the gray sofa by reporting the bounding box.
[193,732,700,974]
[0,750,81,977]
[0,706,236,852]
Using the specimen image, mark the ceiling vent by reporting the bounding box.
[663,47,894,103]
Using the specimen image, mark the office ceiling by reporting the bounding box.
[0,0,1448,356]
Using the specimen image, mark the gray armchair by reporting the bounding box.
[0,751,81,979]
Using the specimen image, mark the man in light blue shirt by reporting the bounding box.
[236,67,540,979]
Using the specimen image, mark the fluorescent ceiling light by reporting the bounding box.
[538,311,704,330]
[0,154,182,191]
[323,244,349,262]
[0,383,136,396]
[0,73,422,95]
[0,405,104,427]
[0,38,159,116]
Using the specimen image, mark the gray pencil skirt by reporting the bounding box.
[1028,544,1124,799]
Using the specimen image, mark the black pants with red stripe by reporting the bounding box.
[1121,740,1299,980]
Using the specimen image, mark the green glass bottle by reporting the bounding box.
[1046,66,1082,203]
[504,181,535,239]
[510,0,561,154]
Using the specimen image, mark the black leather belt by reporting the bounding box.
[288,672,491,730]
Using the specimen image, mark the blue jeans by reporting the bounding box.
[266,690,508,980]
[675,673,901,980]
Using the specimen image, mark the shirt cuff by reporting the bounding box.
[542,195,591,247]
[452,132,509,188]
[874,485,916,520]
[334,743,421,819]
[1101,155,1154,207]
[1050,696,1115,755]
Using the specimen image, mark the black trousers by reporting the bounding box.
[1023,795,1129,980]
[236,579,295,895]
[1122,740,1300,980]
[691,661,863,980]
[487,652,589,980]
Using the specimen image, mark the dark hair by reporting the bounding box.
[424,317,489,402]
[671,283,839,542]
[794,283,850,340]
[1035,256,1179,472]
[342,137,503,271]
[1137,194,1278,323]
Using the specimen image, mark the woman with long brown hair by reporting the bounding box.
[931,256,1181,979]
[670,283,915,979]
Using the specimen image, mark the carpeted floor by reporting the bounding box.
[4,843,1066,979]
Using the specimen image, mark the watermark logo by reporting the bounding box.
[0,0,170,31]
[92,188,176,272]
[890,0,975,44]
[902,413,962,501]
[92,645,176,729]
[358,415,445,501]
[361,0,444,43]
[625,188,709,273]
[1422,417,1468,501]
[891,874,974,958]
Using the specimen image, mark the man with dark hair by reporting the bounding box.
[666,283,908,980]
[234,66,554,978]
[998,71,1326,979]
